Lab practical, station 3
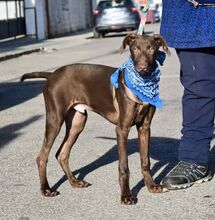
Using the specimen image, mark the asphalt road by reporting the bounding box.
[0,23,214,220]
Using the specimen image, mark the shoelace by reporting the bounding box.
[170,161,191,174]
[187,0,215,8]
[170,162,207,181]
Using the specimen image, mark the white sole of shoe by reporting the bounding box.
[166,172,213,190]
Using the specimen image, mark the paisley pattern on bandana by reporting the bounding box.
[122,57,160,99]
[111,51,166,109]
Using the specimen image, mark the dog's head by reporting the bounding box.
[120,33,170,73]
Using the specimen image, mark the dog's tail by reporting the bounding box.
[21,72,52,82]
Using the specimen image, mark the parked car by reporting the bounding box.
[153,9,161,22]
[146,9,160,23]
[93,0,141,38]
[146,3,161,23]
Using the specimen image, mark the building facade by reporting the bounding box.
[0,0,97,41]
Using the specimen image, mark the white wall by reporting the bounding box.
[0,1,24,21]
[24,0,47,39]
[24,0,97,39]
[0,1,7,21]
[48,0,93,37]
[25,0,36,36]
[35,0,47,39]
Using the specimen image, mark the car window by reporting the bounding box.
[98,0,134,9]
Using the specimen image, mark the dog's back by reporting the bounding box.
[22,63,118,123]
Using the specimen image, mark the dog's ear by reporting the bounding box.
[153,34,171,55]
[119,33,136,53]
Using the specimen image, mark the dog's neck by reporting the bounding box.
[111,52,166,109]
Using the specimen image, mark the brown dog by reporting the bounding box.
[21,33,170,205]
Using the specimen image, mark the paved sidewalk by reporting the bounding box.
[0,30,93,61]
[0,23,160,62]
[0,23,214,220]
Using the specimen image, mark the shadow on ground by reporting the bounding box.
[0,80,45,111]
[0,115,42,149]
[0,37,41,53]
[0,80,44,149]
[52,135,215,196]
[52,136,179,195]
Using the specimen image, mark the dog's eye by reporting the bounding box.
[133,46,140,51]
[132,46,141,54]
[148,47,156,53]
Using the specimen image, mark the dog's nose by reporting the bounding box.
[136,66,148,73]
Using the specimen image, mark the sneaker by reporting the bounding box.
[162,161,213,190]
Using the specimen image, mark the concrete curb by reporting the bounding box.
[0,48,45,62]
[0,30,93,62]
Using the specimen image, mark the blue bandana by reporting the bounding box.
[110,51,166,109]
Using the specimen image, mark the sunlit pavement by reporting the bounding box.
[0,23,214,220]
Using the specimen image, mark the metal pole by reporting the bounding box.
[45,0,51,38]
[6,0,10,38]
[137,0,150,35]
[15,0,18,38]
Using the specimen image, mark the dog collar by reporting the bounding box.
[111,51,166,109]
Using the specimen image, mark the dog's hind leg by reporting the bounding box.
[36,86,66,197]
[56,109,91,188]
[36,109,64,197]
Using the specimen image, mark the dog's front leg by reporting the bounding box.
[115,83,138,204]
[116,124,137,205]
[137,106,165,193]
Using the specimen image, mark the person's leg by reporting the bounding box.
[162,48,215,190]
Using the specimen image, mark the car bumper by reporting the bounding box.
[95,23,139,32]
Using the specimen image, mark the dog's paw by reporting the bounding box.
[71,180,91,188]
[148,184,168,193]
[41,188,60,197]
[121,195,138,205]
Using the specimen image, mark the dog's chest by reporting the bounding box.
[133,102,151,125]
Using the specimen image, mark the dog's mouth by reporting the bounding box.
[134,61,153,74]
[135,65,149,74]
[135,60,158,74]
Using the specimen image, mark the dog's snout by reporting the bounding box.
[133,58,148,73]
[135,64,149,73]
[132,53,152,73]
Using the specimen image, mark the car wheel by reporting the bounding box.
[93,28,102,38]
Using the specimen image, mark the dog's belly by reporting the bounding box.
[73,104,93,114]
[73,103,119,124]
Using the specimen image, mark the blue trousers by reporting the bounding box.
[176,48,215,164]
